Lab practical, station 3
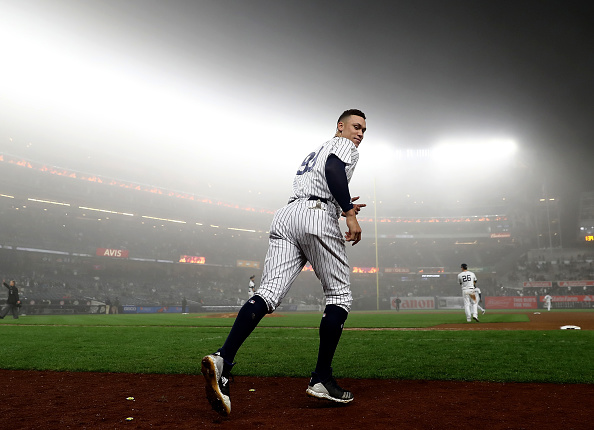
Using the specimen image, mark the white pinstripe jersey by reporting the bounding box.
[458,270,477,289]
[290,136,359,213]
[255,136,359,313]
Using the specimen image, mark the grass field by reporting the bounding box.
[0,311,592,384]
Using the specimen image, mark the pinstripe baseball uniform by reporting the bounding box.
[201,110,365,415]
[474,286,486,314]
[543,294,552,311]
[256,136,359,312]
[458,268,478,322]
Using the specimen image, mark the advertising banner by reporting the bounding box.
[123,306,182,314]
[96,248,129,258]
[385,267,411,273]
[485,296,537,309]
[352,267,379,273]
[179,255,205,264]
[237,260,260,269]
[541,295,594,302]
[558,281,594,287]
[417,267,445,274]
[522,281,552,288]
[436,296,464,309]
[391,296,435,310]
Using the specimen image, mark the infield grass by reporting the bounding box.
[0,310,530,327]
[0,311,592,384]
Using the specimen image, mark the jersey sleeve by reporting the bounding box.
[325,155,354,212]
[330,137,356,165]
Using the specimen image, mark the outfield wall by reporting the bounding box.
[485,296,537,309]
[122,306,183,314]
[390,295,594,310]
[390,296,435,310]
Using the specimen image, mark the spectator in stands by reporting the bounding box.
[0,279,21,319]
[105,297,111,314]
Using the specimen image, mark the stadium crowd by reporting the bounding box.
[1,161,593,313]
[508,252,594,296]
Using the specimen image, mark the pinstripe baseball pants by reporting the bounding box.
[462,288,478,321]
[256,198,353,312]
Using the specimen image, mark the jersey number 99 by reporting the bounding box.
[296,146,324,175]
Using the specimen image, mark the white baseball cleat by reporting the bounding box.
[201,353,231,416]
[306,375,353,403]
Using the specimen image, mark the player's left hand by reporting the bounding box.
[344,209,362,246]
[343,196,366,217]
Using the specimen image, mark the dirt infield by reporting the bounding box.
[432,309,594,331]
[1,311,592,429]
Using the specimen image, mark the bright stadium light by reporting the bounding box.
[0,4,321,183]
[431,138,517,163]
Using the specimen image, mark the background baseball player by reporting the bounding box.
[0,280,21,319]
[201,109,367,416]
[543,293,552,311]
[458,264,479,322]
[474,286,486,315]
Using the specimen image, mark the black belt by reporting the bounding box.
[288,196,329,204]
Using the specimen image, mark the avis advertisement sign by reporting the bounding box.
[391,297,435,310]
[485,296,537,309]
[96,248,129,258]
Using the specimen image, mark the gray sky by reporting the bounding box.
[1,0,593,216]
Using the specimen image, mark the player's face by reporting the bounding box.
[337,115,366,147]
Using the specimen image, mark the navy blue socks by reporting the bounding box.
[218,295,269,368]
[314,304,348,381]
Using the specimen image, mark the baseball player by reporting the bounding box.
[474,286,486,315]
[458,264,479,322]
[0,280,21,319]
[201,109,367,416]
[248,275,256,299]
[543,293,552,311]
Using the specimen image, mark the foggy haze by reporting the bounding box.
[1,0,593,218]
